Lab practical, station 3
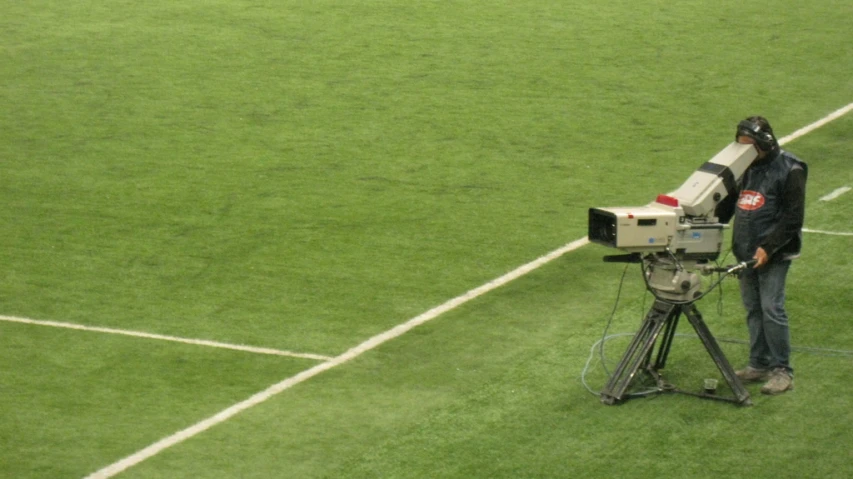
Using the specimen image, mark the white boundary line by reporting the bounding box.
[777,102,853,145]
[0,315,333,361]
[83,236,590,479]
[819,186,851,202]
[85,104,853,478]
[803,228,853,237]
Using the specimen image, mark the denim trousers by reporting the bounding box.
[738,260,793,374]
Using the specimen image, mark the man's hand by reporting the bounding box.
[753,247,769,268]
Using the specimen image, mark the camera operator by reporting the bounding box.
[715,116,808,395]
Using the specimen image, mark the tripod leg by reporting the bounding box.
[652,305,681,371]
[682,303,752,405]
[600,300,679,404]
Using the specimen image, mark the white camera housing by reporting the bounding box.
[588,142,757,260]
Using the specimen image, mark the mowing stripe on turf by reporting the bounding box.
[0,315,333,361]
[85,103,853,479]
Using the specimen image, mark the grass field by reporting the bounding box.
[2,1,853,477]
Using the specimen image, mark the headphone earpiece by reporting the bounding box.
[736,119,777,151]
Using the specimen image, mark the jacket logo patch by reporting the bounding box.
[737,190,765,211]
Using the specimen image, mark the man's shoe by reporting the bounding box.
[735,366,771,383]
[760,368,794,395]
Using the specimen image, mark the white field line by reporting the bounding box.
[819,186,851,202]
[85,103,853,479]
[0,315,333,361]
[83,236,590,479]
[803,228,853,236]
[777,102,853,145]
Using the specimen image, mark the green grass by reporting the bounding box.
[1,0,852,477]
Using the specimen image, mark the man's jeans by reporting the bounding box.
[739,260,793,374]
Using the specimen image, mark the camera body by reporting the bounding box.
[588,204,723,261]
[588,142,757,259]
[588,142,758,300]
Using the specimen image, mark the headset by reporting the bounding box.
[735,118,778,152]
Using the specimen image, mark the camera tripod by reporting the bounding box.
[600,297,752,406]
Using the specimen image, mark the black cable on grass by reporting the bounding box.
[582,253,853,397]
[581,263,661,398]
[583,333,853,397]
[597,262,632,377]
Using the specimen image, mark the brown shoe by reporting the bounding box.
[760,368,794,395]
[735,366,771,383]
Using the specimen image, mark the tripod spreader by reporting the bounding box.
[600,298,752,406]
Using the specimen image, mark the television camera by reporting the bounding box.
[588,141,759,406]
[588,142,757,301]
